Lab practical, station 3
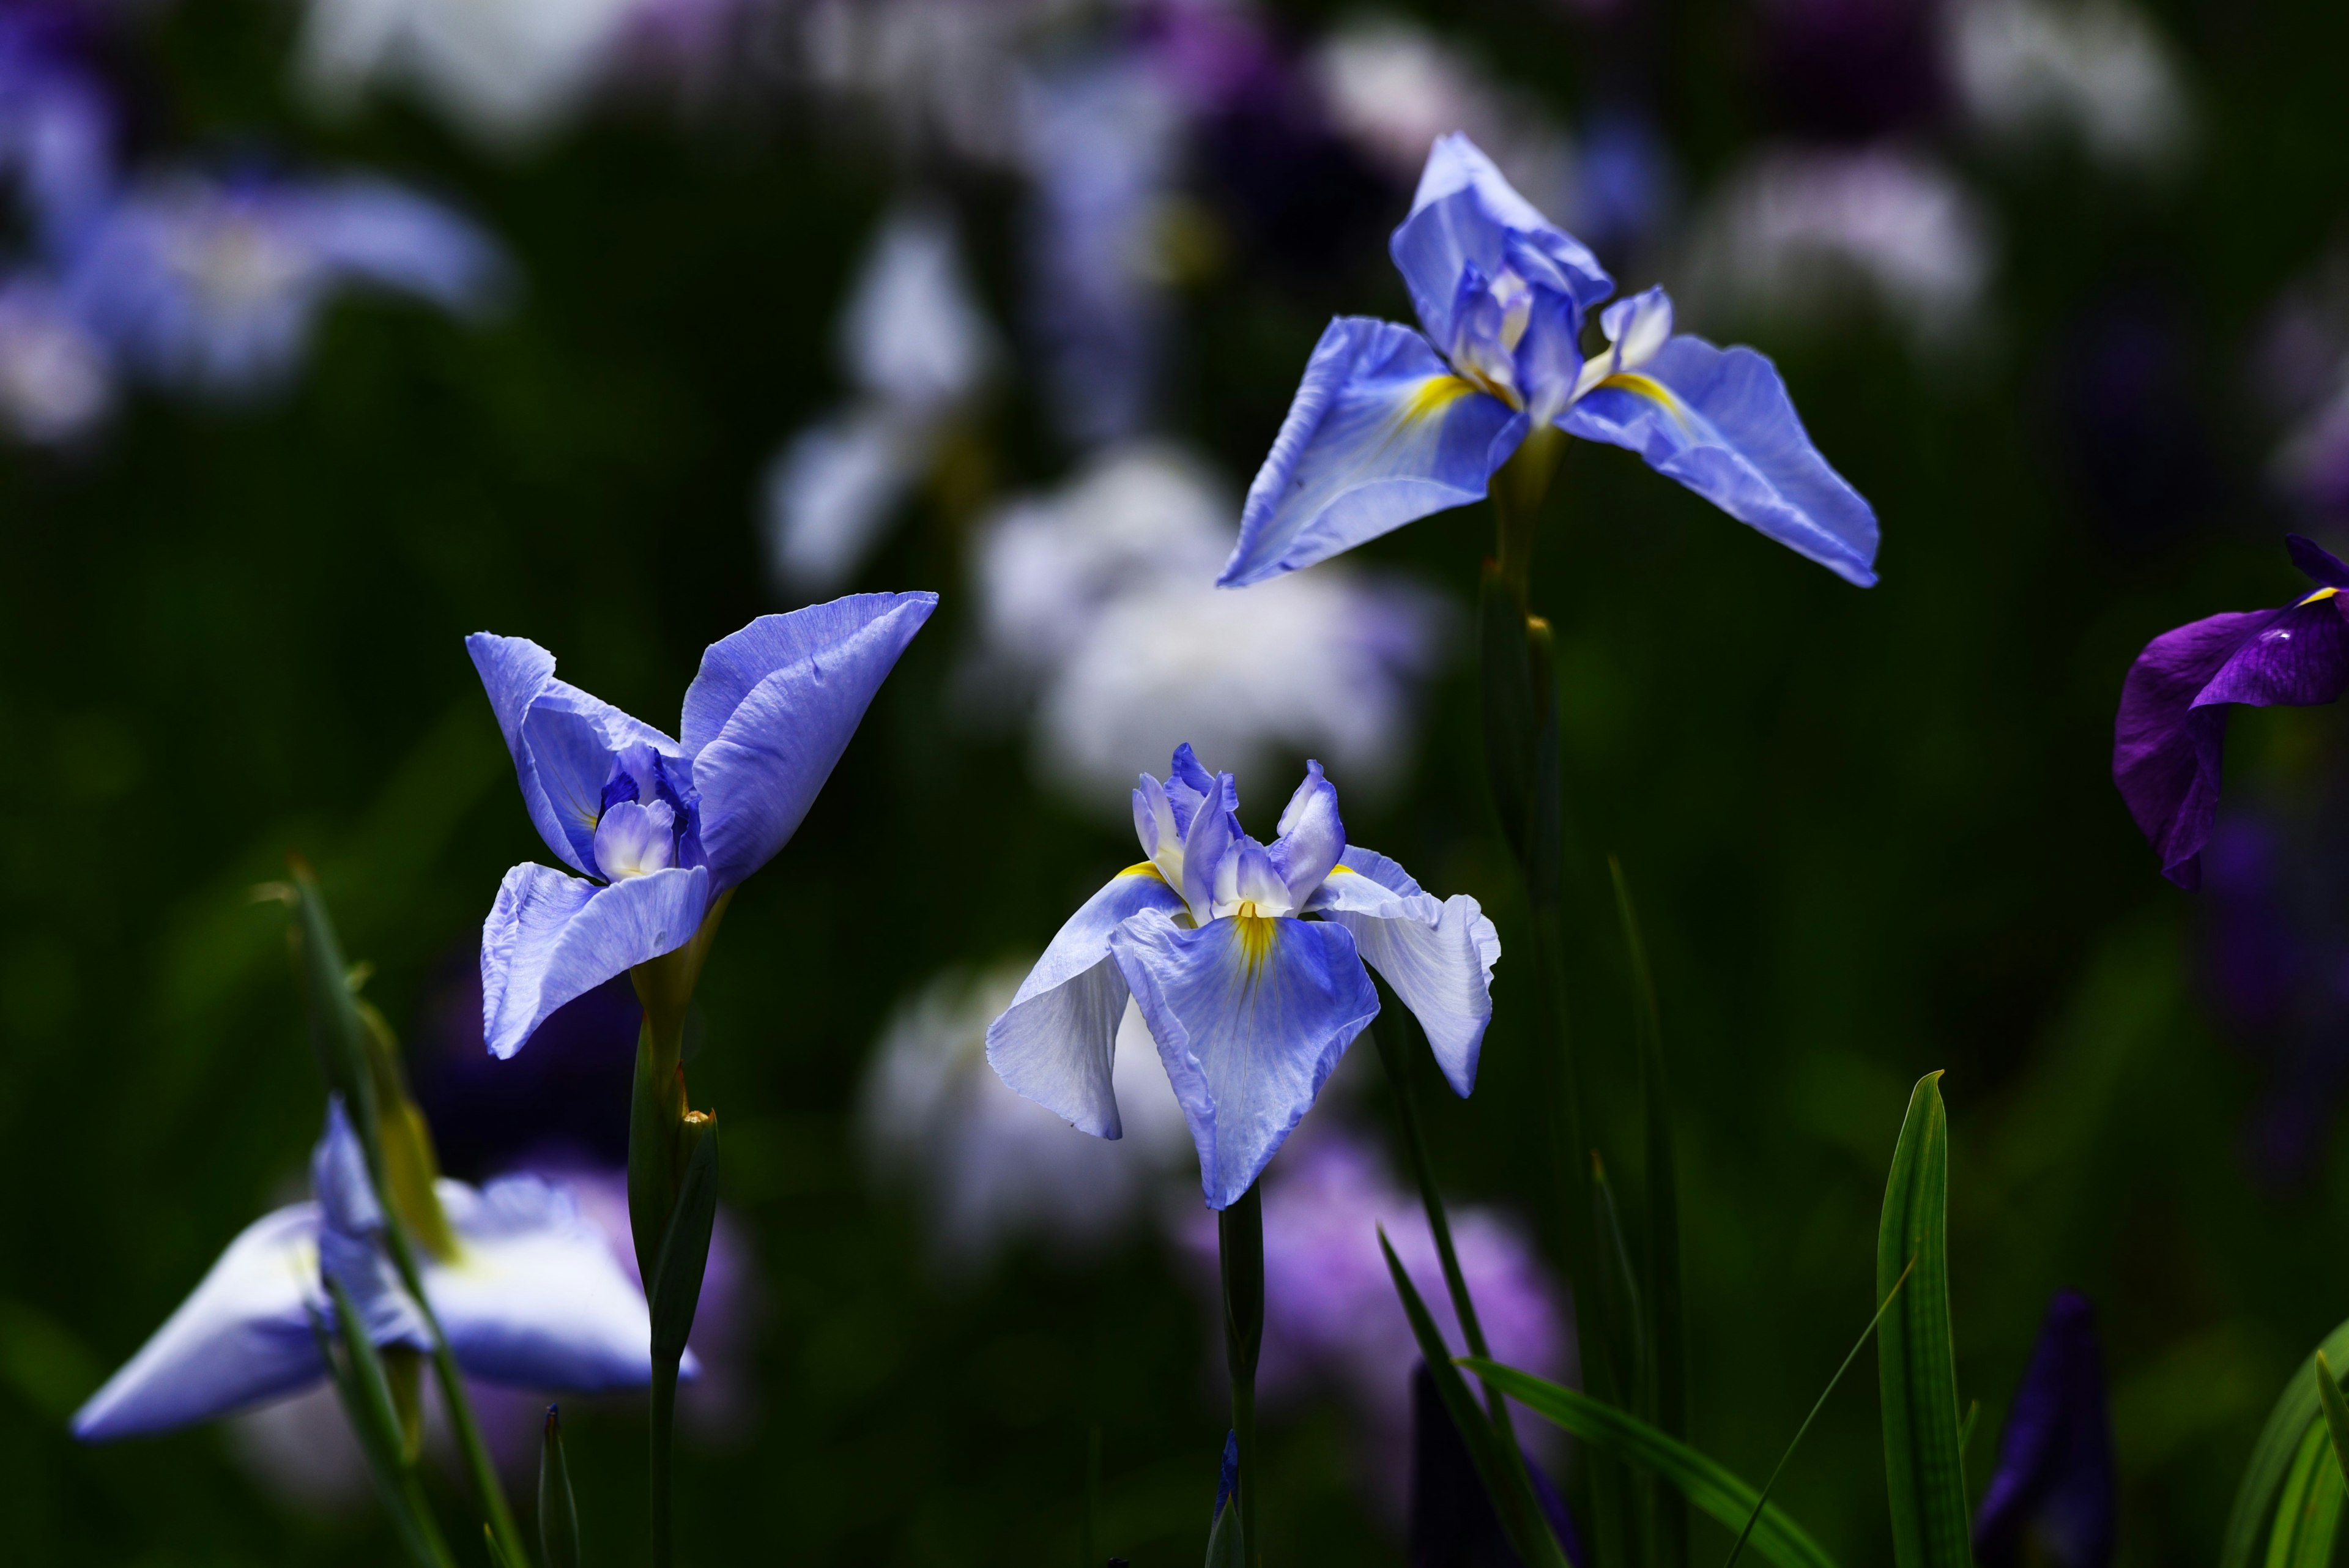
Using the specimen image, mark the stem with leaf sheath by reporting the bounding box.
[1220,1182,1265,1568]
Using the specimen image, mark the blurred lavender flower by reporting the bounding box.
[1018,47,1182,449]
[0,276,110,442]
[1179,1129,1568,1505]
[296,0,650,147]
[2112,535,2349,888]
[0,2,116,250]
[1944,0,2191,173]
[1680,144,1995,355]
[1411,1362,1582,1567]
[469,593,935,1058]
[763,203,998,594]
[787,0,1072,169]
[1973,1291,2115,1568]
[989,745,1501,1209]
[59,168,509,399]
[967,441,1448,811]
[74,1099,663,1443]
[858,960,1192,1268]
[1223,133,1879,590]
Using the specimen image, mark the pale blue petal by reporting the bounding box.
[72,1205,325,1440]
[1110,909,1380,1209]
[1390,132,1612,349]
[1562,335,1879,588]
[428,1175,659,1391]
[680,592,938,890]
[480,863,712,1060]
[296,180,511,318]
[1266,760,1344,908]
[761,407,926,594]
[1180,773,1239,919]
[985,866,1189,1138]
[1222,317,1523,589]
[1308,852,1499,1097]
[312,1100,431,1353]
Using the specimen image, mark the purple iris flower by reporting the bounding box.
[1220,132,1878,590]
[987,744,1499,1209]
[470,593,936,1058]
[1972,1291,2115,1568]
[59,166,508,398]
[0,2,115,251]
[1411,1362,1583,1568]
[2112,535,2349,888]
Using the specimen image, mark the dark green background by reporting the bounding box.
[7,0,2349,1562]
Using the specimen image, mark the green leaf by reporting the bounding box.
[538,1404,580,1568]
[1477,566,1538,868]
[649,1113,720,1370]
[2317,1352,2349,1496]
[2264,1421,2345,1568]
[2224,1318,2349,1568]
[1877,1071,1971,1568]
[311,1287,454,1568]
[1204,1497,1245,1568]
[484,1524,516,1568]
[1380,1229,1570,1568]
[1461,1359,1841,1568]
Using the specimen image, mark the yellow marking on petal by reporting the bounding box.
[1232,913,1278,982]
[1328,864,1356,874]
[1401,373,1477,425]
[1598,371,1694,433]
[2299,586,2339,607]
[1120,861,1167,881]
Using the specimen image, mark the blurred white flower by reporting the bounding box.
[296,0,650,147]
[762,201,999,593]
[789,0,1077,168]
[965,441,1450,812]
[1945,0,2191,173]
[1308,17,1573,217]
[860,960,1193,1268]
[0,278,111,445]
[1680,144,1996,353]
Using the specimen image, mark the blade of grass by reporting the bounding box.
[1878,1072,1970,1568]
[2225,1319,2349,1568]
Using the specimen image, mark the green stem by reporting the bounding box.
[651,1357,680,1568]
[1220,1183,1265,1568]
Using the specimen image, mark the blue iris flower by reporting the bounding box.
[987,744,1500,1209]
[1219,132,1879,590]
[470,592,936,1059]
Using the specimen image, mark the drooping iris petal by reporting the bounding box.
[311,1100,431,1351]
[678,592,938,891]
[1973,1291,2115,1568]
[1309,849,1500,1096]
[424,1175,671,1391]
[480,863,713,1060]
[2113,590,2349,888]
[1562,335,1880,587]
[1388,132,1612,351]
[1110,907,1381,1208]
[70,1205,325,1441]
[1222,316,1524,588]
[985,866,1190,1138]
[1267,760,1345,907]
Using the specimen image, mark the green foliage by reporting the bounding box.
[539,1406,581,1568]
[1877,1072,1971,1568]
[2225,1321,2349,1568]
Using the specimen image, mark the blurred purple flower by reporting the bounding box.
[1944,0,2191,174]
[0,1,116,250]
[1409,1362,1583,1568]
[1973,1291,2115,1568]
[1179,1128,1567,1505]
[59,166,509,399]
[0,275,110,443]
[2112,535,2349,888]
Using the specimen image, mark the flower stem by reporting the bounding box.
[1219,1182,1265,1568]
[650,1356,679,1568]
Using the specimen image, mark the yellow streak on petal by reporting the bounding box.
[1233,913,1278,983]
[1120,862,1167,880]
[1401,373,1477,426]
[1598,371,1694,433]
[2299,586,2340,607]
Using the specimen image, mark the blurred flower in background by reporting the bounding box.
[1943,0,2191,174]
[763,201,999,595]
[963,440,1449,810]
[0,2,117,251]
[2254,250,2349,523]
[0,278,111,442]
[1179,1128,1567,1506]
[859,960,1192,1269]
[1972,1290,2115,1568]
[60,168,510,399]
[1679,145,1995,355]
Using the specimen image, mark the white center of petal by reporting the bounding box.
[593,798,677,882]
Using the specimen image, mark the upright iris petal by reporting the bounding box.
[1972,1291,2115,1568]
[986,747,1501,1208]
[472,592,935,1058]
[1222,130,1877,591]
[2112,536,2349,888]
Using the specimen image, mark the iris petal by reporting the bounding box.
[985,865,1190,1138]
[480,863,713,1060]
[1267,760,1345,908]
[682,592,938,890]
[70,1205,325,1441]
[1221,316,1523,589]
[1389,133,1612,350]
[1562,335,1880,587]
[1308,847,1500,1096]
[1110,908,1379,1209]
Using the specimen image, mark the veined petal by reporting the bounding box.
[1267,760,1345,908]
[2113,595,2349,888]
[985,865,1189,1138]
[1562,335,1879,588]
[427,1175,663,1391]
[480,863,712,1060]
[682,592,938,890]
[1110,909,1379,1209]
[1307,850,1500,1097]
[1222,316,1523,589]
[72,1205,326,1440]
[1180,775,1239,920]
[1390,133,1612,349]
